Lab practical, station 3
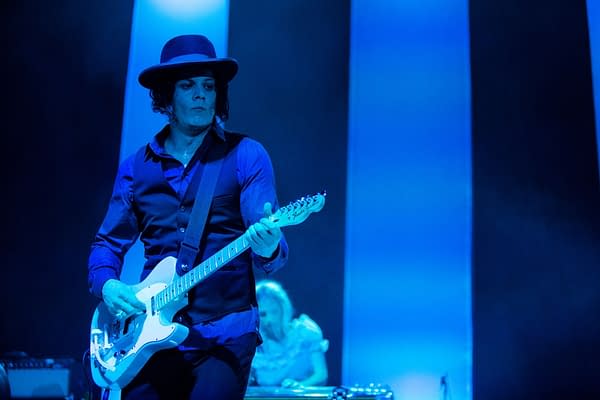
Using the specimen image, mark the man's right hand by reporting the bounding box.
[101,279,146,318]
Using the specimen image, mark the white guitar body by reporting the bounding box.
[90,257,189,389]
[89,193,326,390]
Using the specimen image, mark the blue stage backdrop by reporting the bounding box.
[4,1,600,398]
[119,1,471,398]
[343,1,473,399]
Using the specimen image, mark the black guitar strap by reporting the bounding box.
[175,140,226,276]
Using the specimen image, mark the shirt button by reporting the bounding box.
[179,227,185,233]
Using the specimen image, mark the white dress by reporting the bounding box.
[251,314,329,386]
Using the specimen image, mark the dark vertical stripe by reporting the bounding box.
[0,0,134,359]
[228,0,350,385]
[470,0,600,397]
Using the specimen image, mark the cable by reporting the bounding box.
[81,349,98,400]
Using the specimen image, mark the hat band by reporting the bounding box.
[163,53,212,65]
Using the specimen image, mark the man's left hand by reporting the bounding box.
[247,202,282,258]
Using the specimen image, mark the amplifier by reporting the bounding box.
[1,357,74,399]
[244,384,394,400]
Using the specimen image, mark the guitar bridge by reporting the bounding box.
[90,329,115,371]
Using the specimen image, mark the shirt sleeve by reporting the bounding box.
[236,137,288,274]
[87,155,140,298]
[297,314,330,353]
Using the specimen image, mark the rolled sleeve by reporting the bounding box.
[252,240,289,274]
[237,138,289,274]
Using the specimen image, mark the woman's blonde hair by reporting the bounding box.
[256,279,294,328]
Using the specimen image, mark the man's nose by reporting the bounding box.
[193,88,205,100]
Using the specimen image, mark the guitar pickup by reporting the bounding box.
[151,296,156,315]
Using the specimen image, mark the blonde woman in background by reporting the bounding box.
[250,280,329,388]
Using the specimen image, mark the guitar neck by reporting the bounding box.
[155,234,251,310]
[153,193,326,311]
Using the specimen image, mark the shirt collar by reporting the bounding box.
[146,122,226,158]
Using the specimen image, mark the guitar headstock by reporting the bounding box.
[270,192,326,228]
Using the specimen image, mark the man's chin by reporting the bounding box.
[181,120,212,134]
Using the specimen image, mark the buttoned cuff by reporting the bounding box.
[89,267,119,299]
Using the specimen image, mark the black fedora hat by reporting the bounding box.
[138,34,238,89]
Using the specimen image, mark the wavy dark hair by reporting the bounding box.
[149,75,230,122]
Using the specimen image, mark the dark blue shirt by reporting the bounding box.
[88,125,288,344]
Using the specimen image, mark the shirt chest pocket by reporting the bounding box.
[211,193,236,210]
[209,194,242,227]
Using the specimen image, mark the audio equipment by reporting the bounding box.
[244,384,394,400]
[0,356,74,399]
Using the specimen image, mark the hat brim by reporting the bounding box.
[138,58,238,89]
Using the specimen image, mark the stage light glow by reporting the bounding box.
[344,0,472,399]
[150,0,223,19]
[585,1,600,179]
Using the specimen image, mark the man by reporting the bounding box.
[88,34,288,399]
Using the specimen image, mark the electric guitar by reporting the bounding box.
[89,193,326,390]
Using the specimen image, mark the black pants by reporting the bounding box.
[122,333,258,400]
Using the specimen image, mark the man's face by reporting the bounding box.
[172,74,216,130]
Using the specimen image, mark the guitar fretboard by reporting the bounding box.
[153,234,251,311]
[149,193,325,313]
